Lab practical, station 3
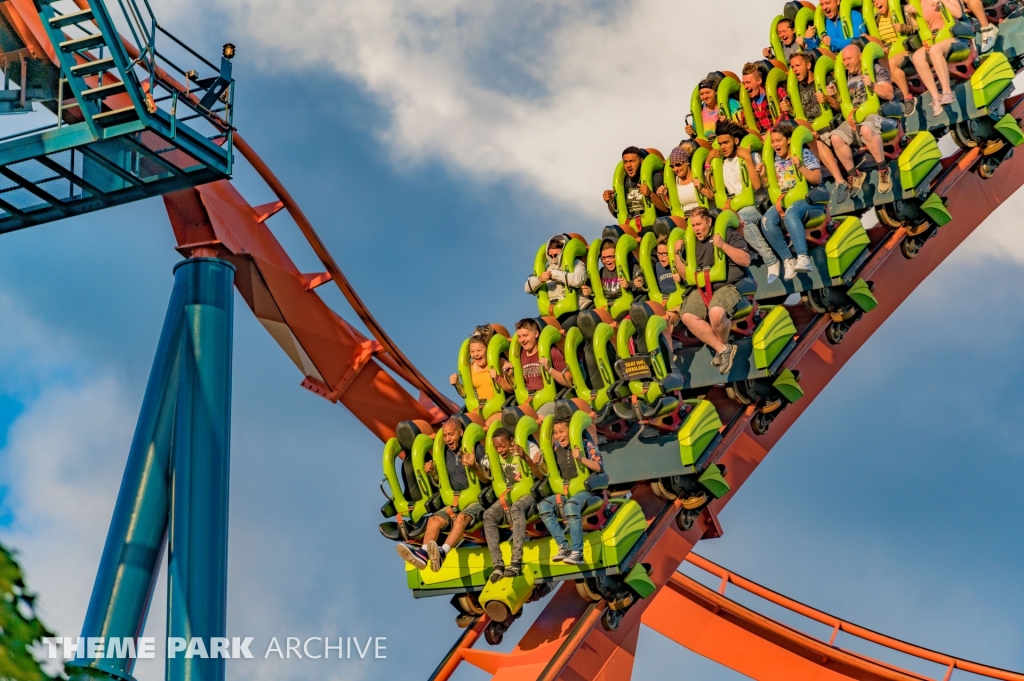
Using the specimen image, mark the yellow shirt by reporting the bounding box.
[471,363,495,400]
[876,14,900,46]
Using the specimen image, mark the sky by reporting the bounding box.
[0,1,1023,680]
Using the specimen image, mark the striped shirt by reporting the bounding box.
[876,14,900,46]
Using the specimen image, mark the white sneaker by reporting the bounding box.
[766,261,780,284]
[981,25,998,54]
[782,258,797,281]
[795,254,813,273]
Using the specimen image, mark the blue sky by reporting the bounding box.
[1,1,1023,680]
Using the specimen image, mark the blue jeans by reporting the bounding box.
[762,201,812,260]
[538,491,592,554]
[738,206,775,267]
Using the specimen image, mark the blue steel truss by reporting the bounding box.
[0,0,234,233]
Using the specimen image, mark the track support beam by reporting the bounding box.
[67,258,235,681]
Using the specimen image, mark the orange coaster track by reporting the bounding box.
[430,97,1024,681]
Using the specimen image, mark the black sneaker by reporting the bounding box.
[396,543,428,570]
[716,344,737,375]
[563,550,584,565]
[503,563,522,579]
[833,181,851,204]
[426,540,446,572]
[552,543,571,562]
[489,565,505,583]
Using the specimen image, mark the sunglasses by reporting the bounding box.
[671,162,687,168]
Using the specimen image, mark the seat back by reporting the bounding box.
[841,0,876,39]
[613,150,665,230]
[382,424,437,523]
[532,235,589,319]
[539,410,595,498]
[717,73,755,131]
[625,302,673,381]
[432,422,486,511]
[510,321,563,408]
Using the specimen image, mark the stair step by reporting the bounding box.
[49,8,94,29]
[92,106,138,126]
[82,81,127,101]
[71,57,115,78]
[60,33,106,53]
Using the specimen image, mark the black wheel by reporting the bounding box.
[977,156,1000,179]
[484,621,505,646]
[900,236,921,260]
[602,607,623,632]
[455,593,484,617]
[804,288,830,314]
[751,411,772,436]
[825,321,848,345]
[676,509,696,531]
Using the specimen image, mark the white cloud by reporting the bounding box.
[184,0,777,215]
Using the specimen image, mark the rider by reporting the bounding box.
[500,318,572,418]
[905,0,964,118]
[760,120,822,280]
[685,76,743,139]
[819,44,898,201]
[537,414,603,566]
[581,239,646,308]
[810,0,867,53]
[673,207,752,375]
[763,16,814,63]
[525,234,590,329]
[782,52,847,186]
[482,428,546,582]
[742,62,786,133]
[657,145,702,216]
[602,146,667,221]
[396,417,491,572]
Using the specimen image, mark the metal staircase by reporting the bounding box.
[0,0,234,233]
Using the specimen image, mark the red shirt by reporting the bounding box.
[521,346,566,393]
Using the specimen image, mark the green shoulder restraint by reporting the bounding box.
[510,323,563,408]
[812,53,837,132]
[532,236,588,318]
[614,153,666,231]
[382,438,431,523]
[432,423,485,512]
[540,411,596,499]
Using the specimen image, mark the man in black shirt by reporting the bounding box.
[396,417,490,572]
[603,146,667,226]
[673,207,751,374]
[780,52,846,187]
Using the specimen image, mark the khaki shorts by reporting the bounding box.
[679,285,741,320]
[820,114,884,147]
[432,501,485,529]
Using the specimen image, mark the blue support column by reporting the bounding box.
[166,258,235,681]
[67,278,188,681]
